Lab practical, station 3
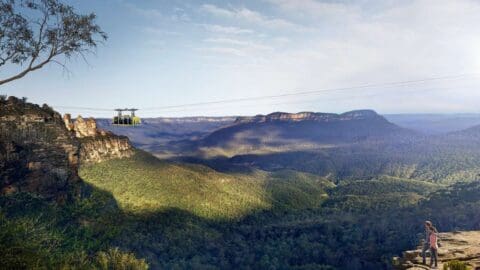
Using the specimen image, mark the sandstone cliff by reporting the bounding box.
[0,96,134,200]
[63,113,134,163]
[234,110,383,124]
[393,231,480,270]
[0,97,81,201]
[79,135,133,163]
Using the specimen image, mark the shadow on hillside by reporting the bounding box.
[176,155,256,173]
[176,140,480,184]
[176,150,336,176]
[1,181,223,270]
[75,168,342,269]
[4,173,480,270]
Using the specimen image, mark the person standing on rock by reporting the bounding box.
[428,223,439,269]
[422,220,433,265]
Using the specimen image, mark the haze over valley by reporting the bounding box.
[2,0,480,269]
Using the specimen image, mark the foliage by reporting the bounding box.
[96,248,148,270]
[443,260,468,270]
[2,150,480,269]
[76,152,480,269]
[0,191,148,269]
[0,0,107,85]
[79,151,331,219]
[205,135,480,184]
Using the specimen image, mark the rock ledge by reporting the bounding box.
[393,231,480,270]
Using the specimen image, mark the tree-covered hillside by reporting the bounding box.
[78,152,480,269]
[3,100,480,269]
[79,151,333,219]
[188,130,480,184]
[2,148,480,269]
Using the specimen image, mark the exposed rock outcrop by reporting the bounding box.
[63,113,75,131]
[79,135,134,163]
[393,231,480,270]
[73,115,98,138]
[234,110,382,124]
[65,115,135,163]
[0,97,81,201]
[0,96,134,200]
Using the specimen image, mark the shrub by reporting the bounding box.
[95,247,149,270]
[443,260,468,270]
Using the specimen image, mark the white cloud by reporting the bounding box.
[201,4,303,30]
[143,27,182,36]
[123,2,163,19]
[199,37,274,59]
[266,0,359,19]
[201,24,254,35]
[189,0,480,114]
[204,38,272,51]
[198,47,247,57]
[204,38,250,46]
[202,4,235,17]
[118,0,480,114]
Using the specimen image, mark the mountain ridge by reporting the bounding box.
[198,109,414,152]
[234,109,383,124]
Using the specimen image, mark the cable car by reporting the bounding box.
[112,108,141,126]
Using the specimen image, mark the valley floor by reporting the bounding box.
[2,149,480,269]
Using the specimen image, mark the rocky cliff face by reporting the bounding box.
[234,110,383,124]
[79,135,134,163]
[393,231,480,270]
[0,97,81,201]
[63,114,135,164]
[0,96,134,200]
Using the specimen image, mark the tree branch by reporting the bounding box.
[0,0,107,86]
[0,47,55,86]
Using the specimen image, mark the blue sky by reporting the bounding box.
[2,0,480,117]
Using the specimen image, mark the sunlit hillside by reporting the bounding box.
[79,150,334,220]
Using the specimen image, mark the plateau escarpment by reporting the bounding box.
[0,96,134,200]
[234,110,383,124]
[177,110,480,184]
[197,110,413,156]
[393,231,480,270]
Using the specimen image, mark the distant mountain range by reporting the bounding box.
[97,113,480,152]
[178,111,480,183]
[385,113,480,135]
[96,110,480,183]
[4,97,480,269]
[96,117,236,154]
[200,110,413,151]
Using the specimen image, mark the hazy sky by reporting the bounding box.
[2,0,480,117]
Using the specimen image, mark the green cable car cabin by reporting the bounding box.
[113,108,141,126]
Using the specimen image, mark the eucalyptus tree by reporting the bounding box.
[0,0,107,86]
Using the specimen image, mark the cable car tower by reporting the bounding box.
[112,108,141,126]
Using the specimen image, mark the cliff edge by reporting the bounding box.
[234,110,383,124]
[63,114,134,163]
[0,96,134,200]
[393,231,480,270]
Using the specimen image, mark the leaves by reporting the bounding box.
[0,0,107,85]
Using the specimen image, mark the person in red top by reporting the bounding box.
[421,221,433,265]
[428,223,439,269]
